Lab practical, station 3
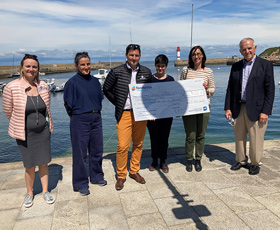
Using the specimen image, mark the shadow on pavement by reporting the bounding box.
[33,164,63,195]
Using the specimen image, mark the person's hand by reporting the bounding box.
[149,119,156,121]
[203,82,209,94]
[225,110,232,120]
[259,113,268,123]
[203,82,208,89]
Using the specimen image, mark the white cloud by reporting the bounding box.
[0,0,279,63]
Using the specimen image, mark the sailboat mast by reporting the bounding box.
[190,4,193,49]
[109,36,112,69]
[12,53,15,74]
[129,22,133,43]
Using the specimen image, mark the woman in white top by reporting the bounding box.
[180,46,215,172]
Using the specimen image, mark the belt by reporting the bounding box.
[89,110,100,113]
[123,109,133,111]
[241,100,246,103]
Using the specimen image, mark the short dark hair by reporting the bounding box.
[188,45,207,69]
[74,52,90,65]
[155,54,169,66]
[126,44,141,55]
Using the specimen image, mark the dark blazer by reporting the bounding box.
[224,56,275,122]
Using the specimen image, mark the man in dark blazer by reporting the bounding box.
[224,38,275,175]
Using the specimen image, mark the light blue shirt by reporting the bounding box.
[241,55,256,101]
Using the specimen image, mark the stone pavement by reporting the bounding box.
[1,140,280,230]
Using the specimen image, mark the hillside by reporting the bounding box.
[259,47,280,57]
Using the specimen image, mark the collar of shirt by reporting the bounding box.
[126,62,139,72]
[243,54,256,67]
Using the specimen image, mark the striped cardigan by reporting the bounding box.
[180,66,215,104]
[2,78,54,141]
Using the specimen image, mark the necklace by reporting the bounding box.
[29,95,39,125]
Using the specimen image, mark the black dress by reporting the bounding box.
[147,75,174,163]
[17,96,51,168]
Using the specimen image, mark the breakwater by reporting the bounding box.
[174,58,234,66]
[175,58,280,66]
[0,62,124,79]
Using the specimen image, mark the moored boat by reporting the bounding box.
[93,69,108,79]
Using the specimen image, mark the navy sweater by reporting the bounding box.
[64,71,103,116]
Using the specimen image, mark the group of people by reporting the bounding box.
[2,37,274,208]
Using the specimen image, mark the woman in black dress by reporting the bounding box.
[147,54,174,173]
[3,54,55,208]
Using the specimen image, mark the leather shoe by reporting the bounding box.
[115,178,126,191]
[186,160,193,172]
[230,162,246,170]
[249,165,260,175]
[129,173,146,184]
[195,160,202,172]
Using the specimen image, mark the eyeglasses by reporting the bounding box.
[24,54,38,59]
[192,53,202,57]
[127,44,140,50]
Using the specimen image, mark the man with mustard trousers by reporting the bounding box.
[103,44,152,190]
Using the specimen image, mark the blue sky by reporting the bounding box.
[0,0,279,65]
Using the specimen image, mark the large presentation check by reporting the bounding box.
[129,79,210,121]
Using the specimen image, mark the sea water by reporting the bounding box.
[0,62,279,163]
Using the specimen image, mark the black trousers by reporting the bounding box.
[147,117,173,163]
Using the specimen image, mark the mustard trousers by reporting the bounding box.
[116,111,147,179]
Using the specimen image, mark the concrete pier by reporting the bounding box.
[0,62,124,79]
[1,139,280,229]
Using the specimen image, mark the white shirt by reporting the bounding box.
[123,63,138,109]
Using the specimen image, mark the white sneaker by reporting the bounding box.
[43,192,55,204]
[24,194,33,208]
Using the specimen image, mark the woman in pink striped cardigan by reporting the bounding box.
[3,54,55,208]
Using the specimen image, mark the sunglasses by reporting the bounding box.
[76,52,88,56]
[127,44,140,49]
[24,54,38,59]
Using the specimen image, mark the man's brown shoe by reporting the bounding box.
[115,178,126,191]
[129,173,146,184]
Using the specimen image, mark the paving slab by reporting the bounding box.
[52,198,89,230]
[154,196,201,226]
[89,205,129,230]
[0,209,19,230]
[254,193,280,217]
[127,212,168,230]
[0,187,26,210]
[194,201,250,230]
[213,187,265,214]
[119,190,158,217]
[13,215,53,230]
[238,209,280,229]
[0,139,280,229]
